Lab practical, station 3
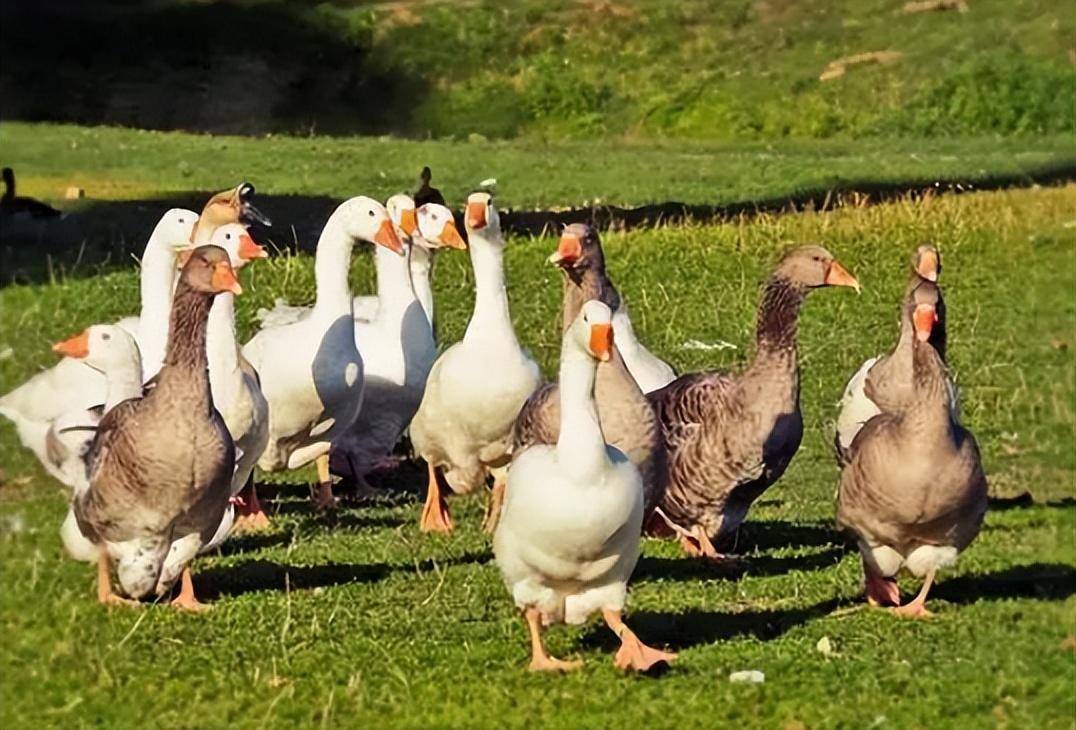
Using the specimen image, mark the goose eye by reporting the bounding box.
[178,218,185,224]
[368,209,375,217]
[225,233,232,239]
[102,333,111,341]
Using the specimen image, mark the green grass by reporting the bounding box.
[2,185,1074,728]
[4,0,1074,139]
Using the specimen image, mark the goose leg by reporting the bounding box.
[232,479,271,532]
[601,608,677,672]
[169,566,209,612]
[96,550,140,608]
[525,607,581,672]
[863,556,901,607]
[680,525,725,561]
[890,567,936,619]
[312,455,337,512]
[481,475,506,534]
[419,462,453,533]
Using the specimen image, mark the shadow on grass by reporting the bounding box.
[934,563,1076,604]
[635,546,846,583]
[581,598,845,651]
[197,550,491,600]
[726,520,848,552]
[6,159,1075,285]
[987,493,1076,511]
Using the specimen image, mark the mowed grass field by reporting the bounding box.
[1,184,1074,728]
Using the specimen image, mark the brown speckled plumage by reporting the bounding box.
[649,245,856,544]
[513,224,665,512]
[76,246,235,599]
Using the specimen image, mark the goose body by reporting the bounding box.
[837,279,986,617]
[1,167,62,219]
[242,196,402,505]
[495,301,675,672]
[410,192,541,531]
[648,246,860,557]
[74,246,242,608]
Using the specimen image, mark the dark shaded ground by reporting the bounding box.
[4,160,1074,286]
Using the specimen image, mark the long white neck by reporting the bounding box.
[313,210,357,316]
[206,292,241,408]
[104,354,144,412]
[409,245,436,326]
[463,228,515,343]
[373,243,416,318]
[611,309,644,359]
[556,342,607,479]
[137,242,179,381]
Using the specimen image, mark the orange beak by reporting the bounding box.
[53,330,90,359]
[374,218,405,255]
[589,323,613,362]
[913,303,937,342]
[916,249,939,282]
[238,233,268,260]
[439,220,467,249]
[466,201,487,230]
[212,261,243,295]
[825,260,861,293]
[399,208,418,237]
[549,232,583,266]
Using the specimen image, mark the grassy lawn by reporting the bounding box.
[1,183,1073,728]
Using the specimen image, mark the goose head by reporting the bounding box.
[53,324,140,373]
[148,208,200,255]
[193,182,271,241]
[181,245,244,296]
[909,278,941,344]
[913,244,941,282]
[777,245,860,293]
[570,299,614,363]
[338,196,404,255]
[178,223,266,271]
[548,223,604,272]
[464,191,500,237]
[387,194,419,242]
[417,203,466,250]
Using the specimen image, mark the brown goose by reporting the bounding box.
[509,224,665,532]
[835,244,952,463]
[837,278,986,617]
[648,245,860,558]
[74,245,242,610]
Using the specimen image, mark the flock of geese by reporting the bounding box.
[0,173,987,672]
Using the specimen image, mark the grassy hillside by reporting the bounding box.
[3,0,1073,139]
[1,186,1074,728]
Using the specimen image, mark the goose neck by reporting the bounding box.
[373,244,417,316]
[137,242,180,382]
[104,358,144,412]
[206,293,241,407]
[409,246,436,326]
[160,284,214,396]
[463,232,513,342]
[313,216,357,315]
[555,344,607,479]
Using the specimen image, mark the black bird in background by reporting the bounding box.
[413,166,445,207]
[1,168,63,219]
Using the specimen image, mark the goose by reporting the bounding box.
[329,196,466,497]
[410,191,541,532]
[648,245,860,558]
[242,196,402,510]
[837,278,986,617]
[494,300,677,672]
[75,246,242,609]
[510,224,666,534]
[1,167,62,219]
[0,209,197,470]
[835,244,956,463]
[414,166,445,207]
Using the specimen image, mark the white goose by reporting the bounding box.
[330,196,466,495]
[612,307,676,393]
[409,191,541,532]
[242,196,402,509]
[493,300,676,672]
[0,209,196,474]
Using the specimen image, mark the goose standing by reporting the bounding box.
[511,224,666,534]
[648,246,860,558]
[75,246,242,609]
[329,196,466,496]
[495,300,676,672]
[242,196,402,510]
[837,278,986,617]
[410,191,541,532]
[835,244,955,463]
